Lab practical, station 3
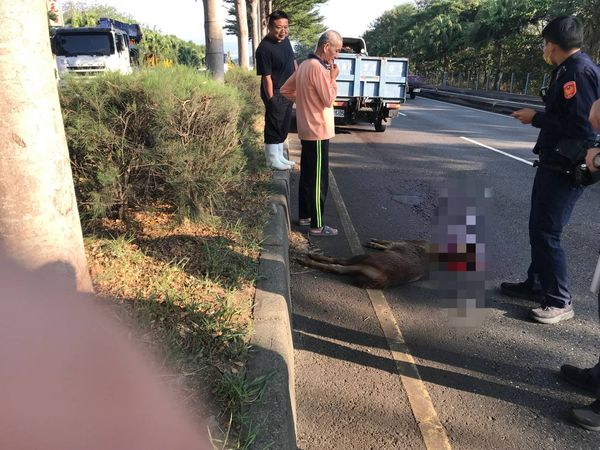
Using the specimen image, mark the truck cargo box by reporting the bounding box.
[335,54,408,101]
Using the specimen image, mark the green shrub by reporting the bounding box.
[60,67,259,222]
[141,68,246,219]
[224,67,262,122]
[224,67,264,168]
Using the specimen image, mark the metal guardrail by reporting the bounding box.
[420,87,544,114]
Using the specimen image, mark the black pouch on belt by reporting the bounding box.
[552,137,600,186]
[552,138,589,166]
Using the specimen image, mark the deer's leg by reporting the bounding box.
[402,239,428,247]
[297,255,366,276]
[308,252,365,266]
[364,239,394,250]
[306,251,338,264]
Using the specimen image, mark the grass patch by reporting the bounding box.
[69,65,273,447]
[84,142,273,448]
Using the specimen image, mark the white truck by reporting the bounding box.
[51,18,142,77]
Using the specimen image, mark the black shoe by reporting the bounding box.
[572,399,600,431]
[561,364,600,395]
[499,281,544,302]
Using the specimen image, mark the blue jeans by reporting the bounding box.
[526,167,584,308]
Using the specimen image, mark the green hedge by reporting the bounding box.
[224,67,263,169]
[60,66,262,222]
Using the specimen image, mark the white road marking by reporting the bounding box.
[460,136,534,166]
[398,112,407,117]
[329,171,452,450]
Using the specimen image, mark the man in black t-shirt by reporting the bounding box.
[255,10,297,170]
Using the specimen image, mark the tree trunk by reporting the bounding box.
[250,0,260,61]
[494,41,503,90]
[235,0,249,69]
[0,0,92,291]
[260,0,268,39]
[202,0,225,82]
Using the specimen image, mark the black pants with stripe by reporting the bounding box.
[299,139,329,229]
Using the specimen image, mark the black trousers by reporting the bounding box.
[263,91,293,144]
[299,139,329,228]
[526,166,584,307]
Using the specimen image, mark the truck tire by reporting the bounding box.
[410,91,416,99]
[375,118,387,132]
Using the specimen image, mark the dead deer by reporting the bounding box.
[296,239,429,289]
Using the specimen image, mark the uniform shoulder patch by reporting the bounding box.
[563,81,577,99]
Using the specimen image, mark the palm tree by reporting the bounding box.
[1,0,92,291]
[250,0,260,57]
[202,0,225,81]
[235,0,249,68]
[471,0,540,88]
[260,0,272,38]
[415,13,463,72]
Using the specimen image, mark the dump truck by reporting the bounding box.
[333,37,408,132]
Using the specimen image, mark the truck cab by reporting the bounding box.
[52,27,132,76]
[51,18,142,78]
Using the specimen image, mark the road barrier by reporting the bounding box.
[419,87,544,115]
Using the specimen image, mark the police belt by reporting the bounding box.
[533,136,600,185]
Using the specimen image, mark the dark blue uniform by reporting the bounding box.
[527,51,600,308]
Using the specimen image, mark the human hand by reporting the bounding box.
[589,99,600,132]
[585,147,600,173]
[511,108,536,124]
[330,63,340,80]
[0,254,211,450]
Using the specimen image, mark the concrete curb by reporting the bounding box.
[245,167,296,449]
[420,87,545,114]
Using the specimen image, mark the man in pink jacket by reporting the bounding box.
[281,30,342,236]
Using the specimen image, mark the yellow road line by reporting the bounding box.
[329,170,452,450]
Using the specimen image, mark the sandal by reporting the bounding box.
[298,218,311,226]
[309,225,338,236]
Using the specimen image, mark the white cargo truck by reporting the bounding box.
[51,18,142,77]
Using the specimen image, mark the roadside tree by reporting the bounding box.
[225,0,327,61]
[235,0,250,68]
[0,0,92,291]
[202,0,225,81]
[471,0,543,88]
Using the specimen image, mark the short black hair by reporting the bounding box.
[268,10,289,25]
[542,15,583,51]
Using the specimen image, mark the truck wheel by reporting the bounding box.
[375,118,387,132]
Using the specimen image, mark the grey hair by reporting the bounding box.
[316,30,342,50]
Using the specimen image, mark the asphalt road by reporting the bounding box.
[288,96,600,450]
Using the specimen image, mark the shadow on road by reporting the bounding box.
[292,309,590,423]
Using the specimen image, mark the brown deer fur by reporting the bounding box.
[296,239,429,289]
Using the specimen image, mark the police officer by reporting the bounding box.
[500,16,600,324]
